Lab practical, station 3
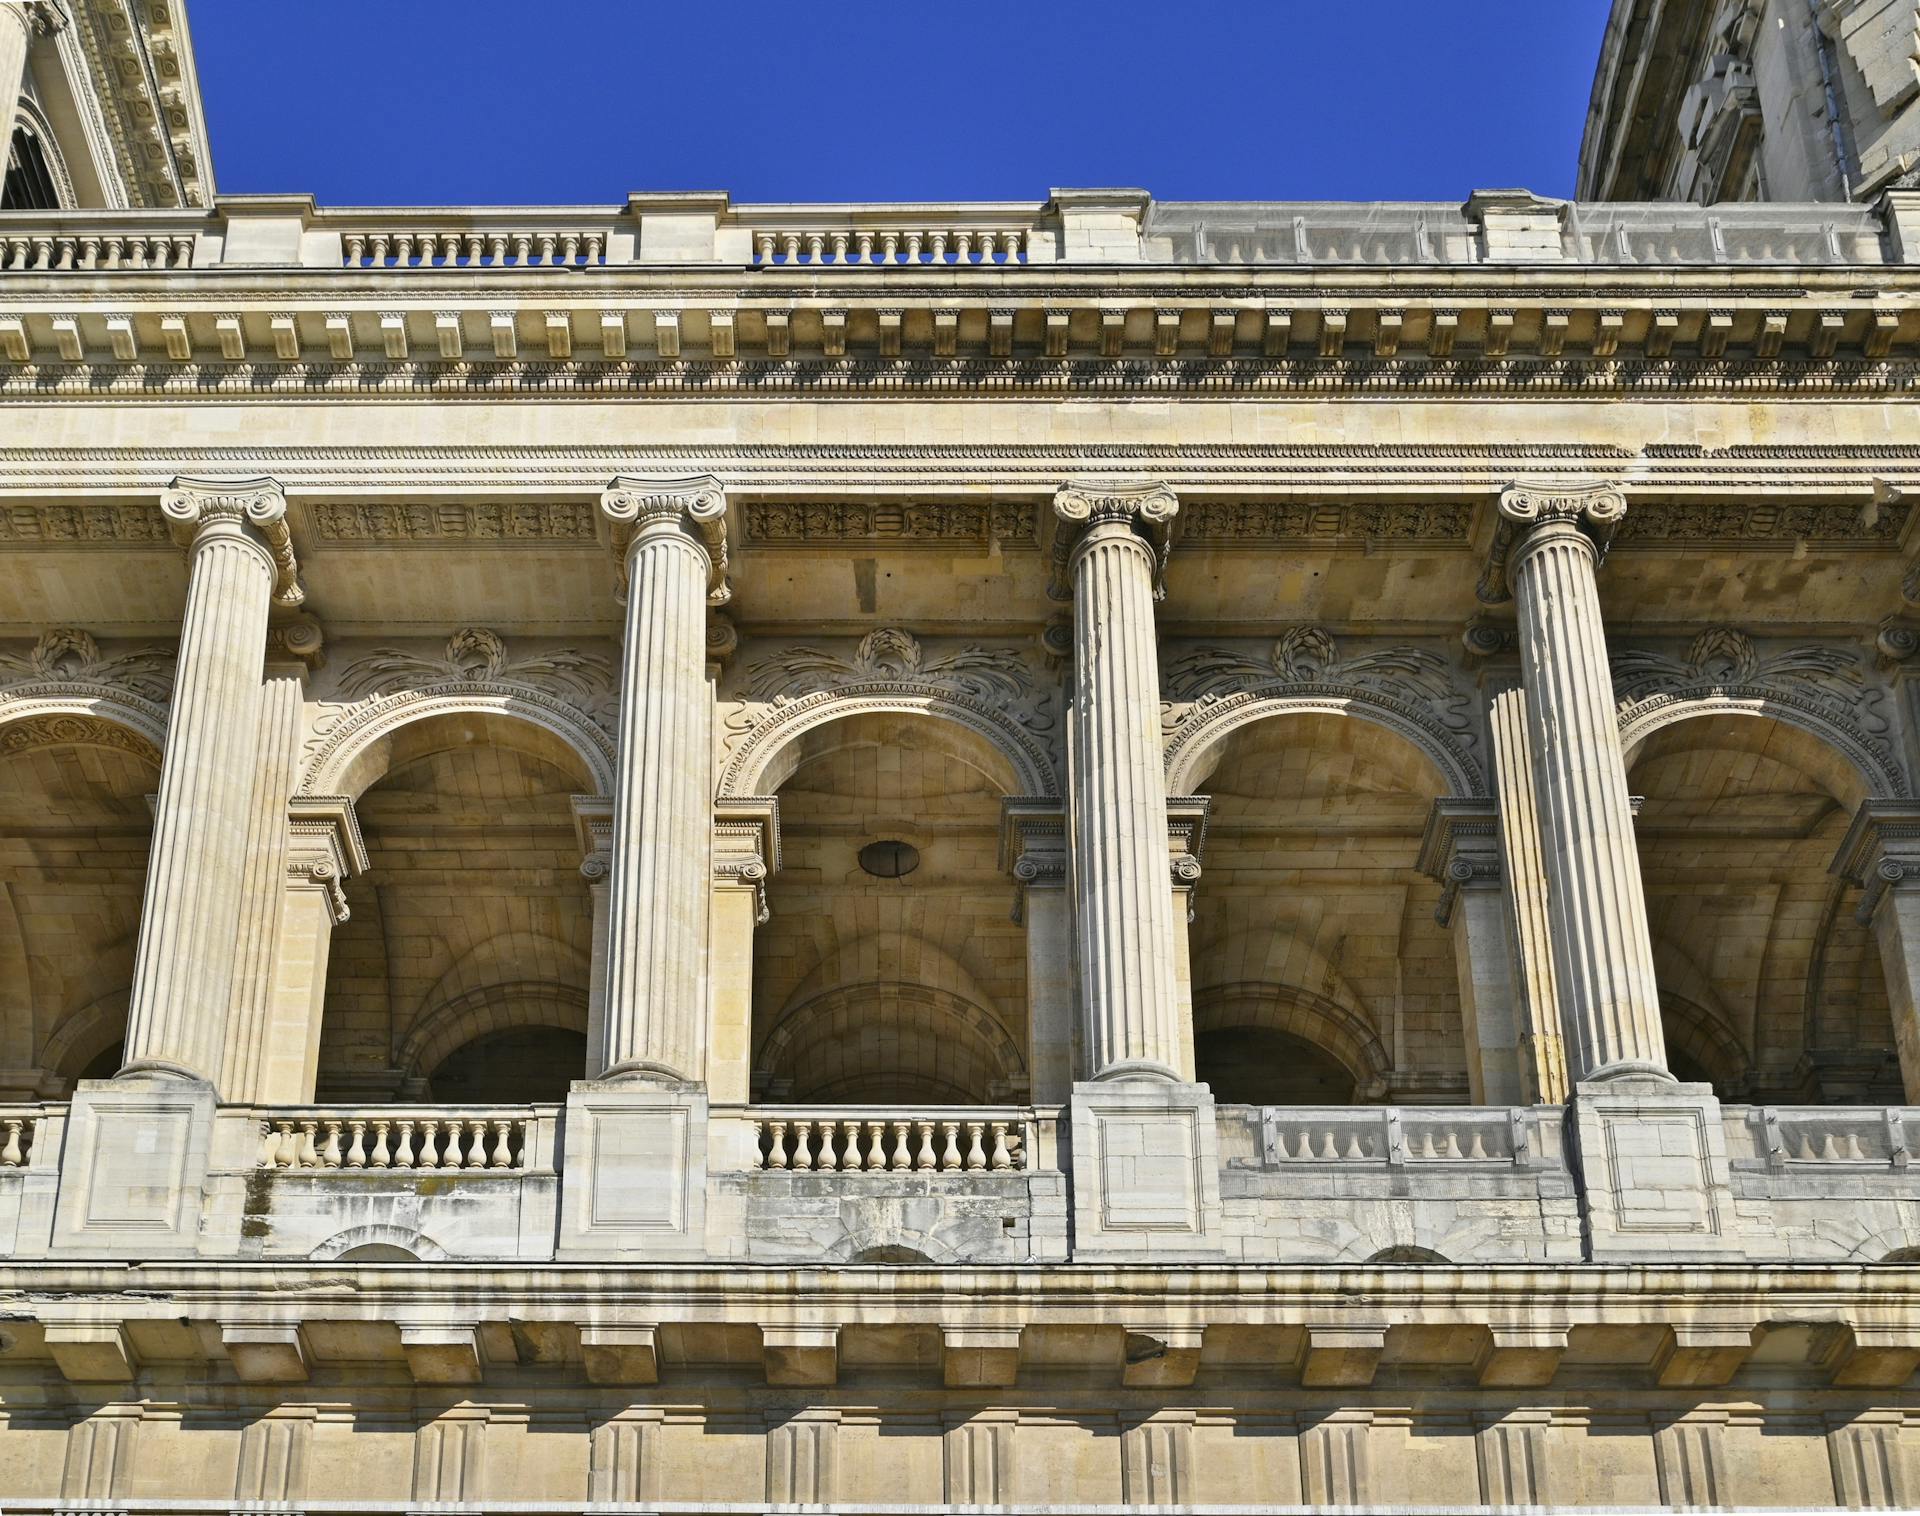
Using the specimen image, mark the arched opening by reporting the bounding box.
[1185,710,1457,1105]
[0,715,158,1096]
[752,711,1029,1105]
[2,125,60,212]
[1627,712,1898,1103]
[316,710,597,1104]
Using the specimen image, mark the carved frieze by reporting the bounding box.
[1179,499,1472,545]
[307,500,597,544]
[741,500,1037,548]
[1614,499,1907,546]
[0,502,170,544]
[1612,626,1906,796]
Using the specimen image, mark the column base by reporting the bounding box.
[51,1077,217,1258]
[1068,1080,1224,1262]
[556,1081,708,1259]
[1568,1076,1742,1261]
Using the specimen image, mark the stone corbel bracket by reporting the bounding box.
[714,795,780,924]
[1831,798,1920,925]
[286,794,368,925]
[1477,481,1627,603]
[1167,795,1211,924]
[999,797,1066,924]
[599,473,730,606]
[266,612,326,671]
[1048,479,1179,601]
[160,475,305,609]
[1416,797,1503,927]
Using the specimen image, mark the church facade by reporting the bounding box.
[3,0,1920,1508]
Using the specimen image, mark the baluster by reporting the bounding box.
[928,231,949,263]
[1418,1131,1438,1159]
[584,232,605,263]
[126,238,150,269]
[855,231,875,263]
[953,230,974,264]
[907,1120,931,1171]
[321,1121,344,1168]
[274,1120,297,1167]
[439,1119,464,1168]
[486,233,509,265]
[298,1120,321,1168]
[1345,1132,1367,1160]
[30,237,52,270]
[939,1122,962,1171]
[392,233,415,267]
[963,1121,987,1170]
[830,232,850,262]
[1441,1130,1462,1159]
[989,1121,1013,1171]
[1271,1127,1291,1161]
[1847,1132,1867,1160]
[489,1119,513,1168]
[418,1120,441,1170]
[346,1120,368,1168]
[395,1119,416,1168]
[465,1119,488,1167]
[880,231,900,263]
[463,233,484,265]
[1822,1133,1842,1161]
[511,234,533,264]
[370,1120,392,1168]
[864,1119,886,1170]
[1467,1129,1488,1160]
[817,1119,839,1170]
[905,231,925,262]
[889,1120,912,1171]
[805,233,826,262]
[793,1120,815,1171]
[536,233,558,264]
[754,233,774,264]
[560,233,581,264]
[767,1119,789,1170]
[256,1120,277,1167]
[0,1119,23,1169]
[841,1120,861,1171]
[438,233,461,265]
[343,234,367,266]
[367,234,390,267]
[53,238,75,270]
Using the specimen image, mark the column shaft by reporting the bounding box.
[1489,685,1570,1102]
[0,5,41,139]
[598,477,727,1084]
[122,484,287,1084]
[1502,488,1666,1081]
[1057,485,1182,1080]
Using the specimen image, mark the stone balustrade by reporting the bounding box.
[252,1106,553,1172]
[1254,1105,1533,1167]
[751,1108,1032,1173]
[748,218,1036,266]
[1732,1105,1920,1170]
[335,215,612,268]
[0,1105,46,1167]
[0,223,201,270]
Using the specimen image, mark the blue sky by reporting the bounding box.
[189,1,1616,206]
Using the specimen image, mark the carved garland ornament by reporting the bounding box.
[1161,626,1484,796]
[0,628,173,757]
[1612,626,1906,797]
[721,628,1059,798]
[299,627,618,796]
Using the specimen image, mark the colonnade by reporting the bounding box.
[96,472,1920,1108]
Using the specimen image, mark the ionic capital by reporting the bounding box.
[1167,795,1211,891]
[1000,799,1067,909]
[1048,479,1179,600]
[160,476,303,608]
[1417,798,1503,927]
[4,1,71,39]
[1479,482,1627,603]
[599,473,730,605]
[286,795,367,926]
[1831,799,1920,925]
[714,796,780,924]
[572,794,614,884]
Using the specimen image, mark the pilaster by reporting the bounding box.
[709,796,779,1105]
[1001,799,1072,1103]
[257,795,366,1104]
[572,794,614,1079]
[1832,799,1920,1100]
[1420,797,1527,1105]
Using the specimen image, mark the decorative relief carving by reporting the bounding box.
[1615,499,1907,545]
[1160,626,1483,796]
[308,499,596,543]
[742,500,1037,548]
[0,713,161,763]
[720,629,1059,798]
[1612,626,1906,797]
[1179,499,1472,544]
[0,502,171,544]
[299,628,620,796]
[0,629,173,701]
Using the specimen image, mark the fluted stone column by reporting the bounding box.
[1499,484,1667,1083]
[596,475,728,1085]
[1053,481,1183,1081]
[120,477,301,1086]
[0,4,64,138]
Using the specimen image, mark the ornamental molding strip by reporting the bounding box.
[720,629,1059,799]
[1612,627,1907,798]
[298,627,619,797]
[1161,627,1483,797]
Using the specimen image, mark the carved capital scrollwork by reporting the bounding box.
[1479,482,1627,603]
[713,796,780,926]
[1048,479,1179,601]
[161,475,304,609]
[999,798,1067,926]
[286,794,367,926]
[599,473,730,606]
[1831,800,1920,925]
[1416,797,1503,927]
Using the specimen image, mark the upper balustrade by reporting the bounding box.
[2,188,1916,273]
